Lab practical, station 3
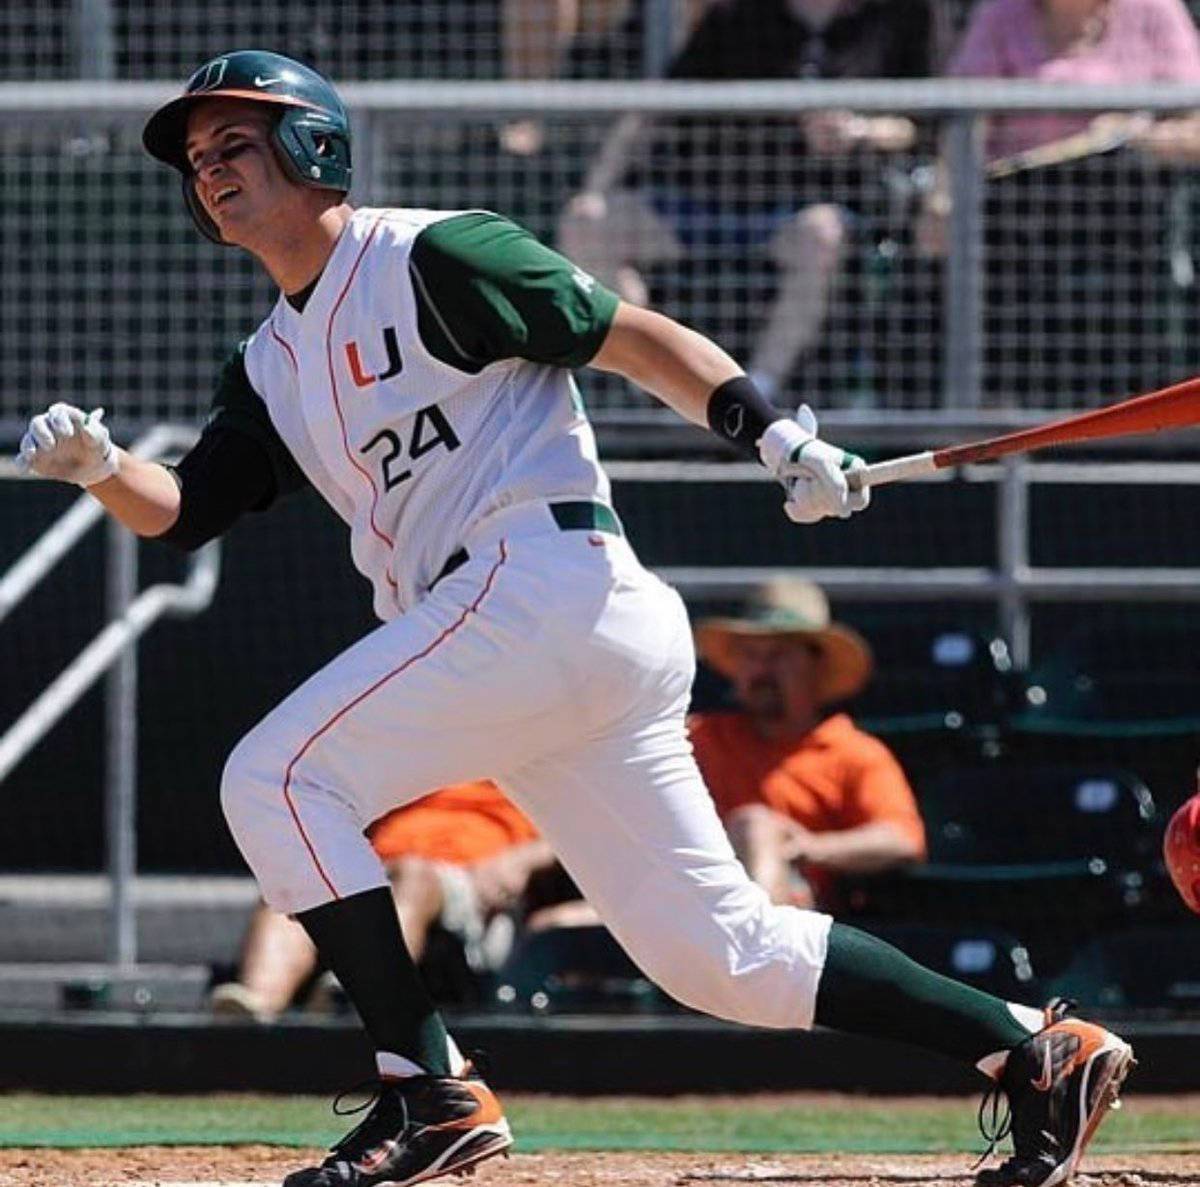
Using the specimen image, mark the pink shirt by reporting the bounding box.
[949,0,1200,157]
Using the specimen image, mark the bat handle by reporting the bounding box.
[847,451,938,491]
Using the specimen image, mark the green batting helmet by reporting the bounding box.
[143,50,352,243]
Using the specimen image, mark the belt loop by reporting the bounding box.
[549,500,623,537]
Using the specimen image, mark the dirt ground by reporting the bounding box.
[1,1148,1198,1187]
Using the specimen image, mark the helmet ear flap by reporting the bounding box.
[273,109,352,192]
[182,175,227,244]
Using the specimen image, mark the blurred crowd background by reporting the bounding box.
[2,0,1200,1024]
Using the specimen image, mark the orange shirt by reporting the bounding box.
[689,712,926,857]
[367,780,539,865]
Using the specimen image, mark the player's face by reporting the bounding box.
[184,100,295,245]
[727,636,823,725]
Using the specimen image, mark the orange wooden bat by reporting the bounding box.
[849,375,1200,490]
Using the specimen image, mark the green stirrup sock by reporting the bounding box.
[297,886,452,1076]
[814,922,1034,1066]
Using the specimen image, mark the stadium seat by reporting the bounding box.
[1013,611,1200,731]
[916,762,1159,871]
[842,763,1162,975]
[851,920,1044,1001]
[1049,924,1200,1011]
[1001,730,1199,838]
[847,608,1016,733]
[490,924,679,1014]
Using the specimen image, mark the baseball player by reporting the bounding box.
[20,51,1132,1187]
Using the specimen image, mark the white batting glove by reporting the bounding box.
[18,403,118,487]
[758,404,870,524]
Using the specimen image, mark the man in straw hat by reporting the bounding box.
[693,578,925,909]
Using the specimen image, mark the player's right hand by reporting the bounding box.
[757,405,870,524]
[19,402,119,487]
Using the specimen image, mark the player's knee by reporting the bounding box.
[773,204,846,272]
[220,732,274,841]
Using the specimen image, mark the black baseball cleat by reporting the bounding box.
[283,1069,512,1187]
[974,1004,1134,1187]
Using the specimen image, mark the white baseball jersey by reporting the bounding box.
[213,205,834,1036]
[211,207,617,617]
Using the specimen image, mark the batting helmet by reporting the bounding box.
[1163,789,1200,914]
[142,50,352,243]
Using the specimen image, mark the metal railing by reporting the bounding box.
[0,425,220,968]
[608,456,1200,669]
[3,79,1200,435]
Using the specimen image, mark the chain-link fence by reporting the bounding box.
[0,0,686,82]
[4,50,1200,1017]
[4,79,1200,437]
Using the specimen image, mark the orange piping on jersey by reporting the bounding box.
[324,212,398,587]
[269,318,298,371]
[280,541,510,900]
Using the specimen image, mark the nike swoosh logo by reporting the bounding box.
[1031,1044,1055,1092]
[254,75,283,87]
[354,1139,398,1174]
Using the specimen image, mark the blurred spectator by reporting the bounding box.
[526,577,925,929]
[949,0,1200,164]
[917,0,1200,401]
[500,0,711,152]
[209,780,553,1021]
[690,577,926,909]
[558,0,939,401]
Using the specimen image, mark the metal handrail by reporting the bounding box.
[0,542,219,783]
[604,457,1200,667]
[0,425,198,625]
[0,425,220,969]
[4,77,1200,114]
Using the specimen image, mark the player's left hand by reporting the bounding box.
[780,819,820,863]
[18,402,118,486]
[758,405,870,524]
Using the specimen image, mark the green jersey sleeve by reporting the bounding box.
[208,342,308,507]
[408,211,619,373]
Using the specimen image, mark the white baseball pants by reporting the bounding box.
[220,502,832,1029]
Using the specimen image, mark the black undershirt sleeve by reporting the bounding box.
[153,426,279,552]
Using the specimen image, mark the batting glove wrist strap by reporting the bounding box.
[19,403,119,487]
[757,417,814,477]
[759,406,871,524]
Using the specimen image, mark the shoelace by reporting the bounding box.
[974,1077,1014,1169]
[328,1080,411,1159]
[972,999,1078,1171]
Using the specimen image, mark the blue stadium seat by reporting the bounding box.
[490,925,678,1015]
[916,763,1159,873]
[1014,612,1200,732]
[841,764,1162,975]
[852,920,1044,1002]
[1049,925,1200,1011]
[848,611,1016,733]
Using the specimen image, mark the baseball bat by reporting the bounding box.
[847,374,1200,491]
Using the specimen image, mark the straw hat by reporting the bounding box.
[694,577,873,706]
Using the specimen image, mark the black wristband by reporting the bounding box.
[705,375,782,457]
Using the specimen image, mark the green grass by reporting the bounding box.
[0,1093,1196,1153]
